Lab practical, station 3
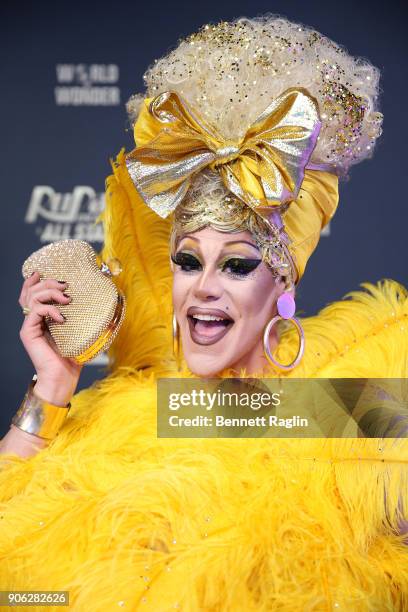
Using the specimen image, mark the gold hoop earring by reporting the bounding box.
[263,293,305,372]
[172,311,181,371]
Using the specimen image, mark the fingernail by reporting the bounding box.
[58,280,67,285]
[60,313,66,321]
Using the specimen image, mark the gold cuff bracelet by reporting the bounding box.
[11,381,71,440]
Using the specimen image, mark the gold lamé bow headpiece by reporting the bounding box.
[125,87,322,220]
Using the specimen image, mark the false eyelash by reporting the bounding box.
[222,258,262,276]
[171,252,202,271]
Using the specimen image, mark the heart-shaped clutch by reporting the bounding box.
[22,239,126,363]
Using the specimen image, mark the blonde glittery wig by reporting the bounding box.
[124,15,383,287]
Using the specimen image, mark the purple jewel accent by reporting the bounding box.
[277,293,296,319]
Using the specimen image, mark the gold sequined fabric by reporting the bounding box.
[22,240,126,361]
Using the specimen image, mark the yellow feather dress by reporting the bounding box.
[1,155,407,611]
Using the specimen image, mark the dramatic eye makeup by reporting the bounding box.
[215,241,262,277]
[171,251,262,277]
[220,256,262,277]
[171,251,202,272]
[171,237,262,277]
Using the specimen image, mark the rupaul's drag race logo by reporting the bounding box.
[54,64,120,106]
[25,186,105,244]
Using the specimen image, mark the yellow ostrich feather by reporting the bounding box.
[276,278,408,379]
[101,149,173,371]
[1,351,407,610]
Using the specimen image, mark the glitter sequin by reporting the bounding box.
[132,17,381,174]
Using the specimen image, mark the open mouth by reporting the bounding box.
[187,307,234,346]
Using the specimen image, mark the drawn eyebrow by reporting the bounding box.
[222,240,259,249]
[179,235,259,250]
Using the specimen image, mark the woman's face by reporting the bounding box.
[171,226,284,376]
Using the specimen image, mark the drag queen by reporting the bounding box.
[1,15,408,611]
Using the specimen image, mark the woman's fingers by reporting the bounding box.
[19,274,70,346]
[33,278,67,291]
[19,274,68,309]
[20,304,65,341]
[26,304,65,325]
[27,288,71,308]
[19,271,41,308]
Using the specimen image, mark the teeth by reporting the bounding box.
[192,314,226,321]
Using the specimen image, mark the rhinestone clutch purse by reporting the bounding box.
[22,240,126,363]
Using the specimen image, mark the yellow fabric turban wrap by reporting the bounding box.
[285,169,339,282]
[123,89,339,284]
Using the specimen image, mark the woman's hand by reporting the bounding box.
[18,271,82,406]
